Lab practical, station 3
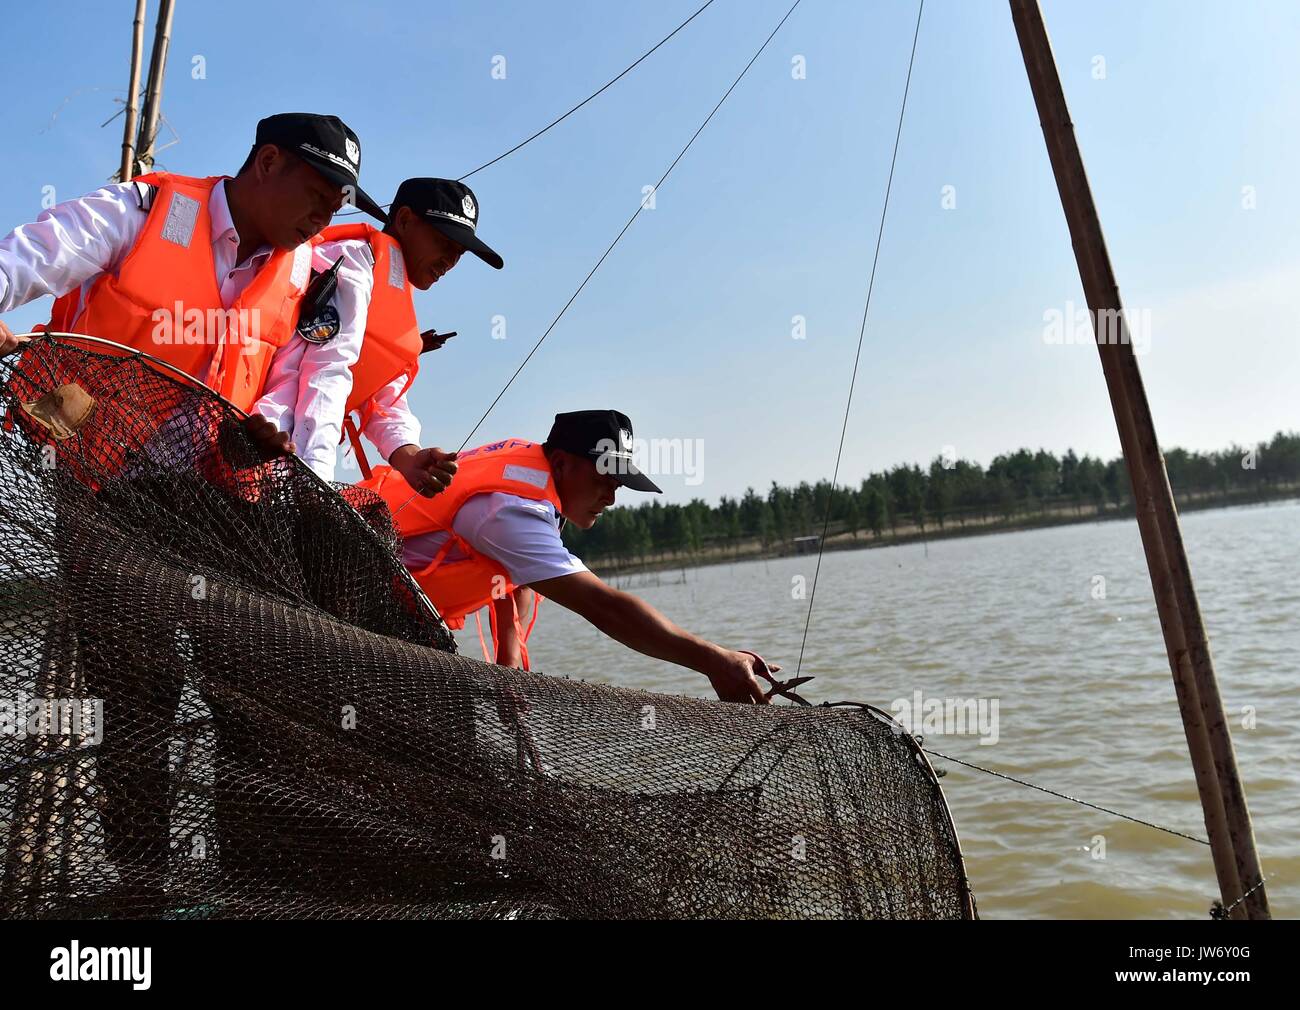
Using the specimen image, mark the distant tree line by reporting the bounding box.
[562,431,1300,567]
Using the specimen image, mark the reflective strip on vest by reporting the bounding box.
[387,246,406,289]
[315,223,422,419]
[160,192,201,247]
[502,463,549,490]
[290,243,313,289]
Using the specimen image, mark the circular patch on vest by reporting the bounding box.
[297,304,341,344]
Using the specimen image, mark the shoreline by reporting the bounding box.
[585,485,1300,580]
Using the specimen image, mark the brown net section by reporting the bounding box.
[0,335,974,920]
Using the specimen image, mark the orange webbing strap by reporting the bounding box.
[480,591,540,671]
[521,593,543,642]
[514,591,546,672]
[475,608,493,663]
[486,590,530,670]
[343,415,373,480]
[392,367,417,407]
[412,532,459,583]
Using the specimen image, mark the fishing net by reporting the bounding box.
[0,334,974,920]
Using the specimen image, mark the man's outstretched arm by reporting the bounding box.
[529,570,769,704]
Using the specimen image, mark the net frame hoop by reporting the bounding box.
[7,331,452,633]
[825,699,977,919]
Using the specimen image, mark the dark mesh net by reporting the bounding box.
[0,335,975,920]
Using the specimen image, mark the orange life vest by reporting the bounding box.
[30,172,311,492]
[46,172,312,413]
[360,439,562,663]
[314,222,422,478]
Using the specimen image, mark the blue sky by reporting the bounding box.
[1,0,1296,503]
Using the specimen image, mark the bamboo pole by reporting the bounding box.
[118,0,148,181]
[135,0,176,172]
[1008,0,1269,919]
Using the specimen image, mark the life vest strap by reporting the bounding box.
[413,530,462,582]
[478,590,543,671]
[522,593,542,643]
[475,608,493,664]
[343,415,373,480]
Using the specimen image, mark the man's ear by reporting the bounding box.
[390,204,413,237]
[548,451,569,498]
[253,144,284,181]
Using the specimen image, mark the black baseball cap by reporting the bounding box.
[390,178,504,269]
[546,410,662,493]
[251,113,385,221]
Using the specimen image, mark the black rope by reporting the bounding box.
[826,699,1210,845]
[924,745,1211,846]
[455,0,803,453]
[793,0,925,678]
[336,0,720,217]
[459,0,720,181]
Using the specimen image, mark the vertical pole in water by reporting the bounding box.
[135,0,175,173]
[119,0,148,181]
[1008,0,1269,919]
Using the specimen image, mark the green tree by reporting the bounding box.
[863,483,885,538]
[926,458,954,529]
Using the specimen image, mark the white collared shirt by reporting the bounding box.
[402,492,588,587]
[255,235,422,483]
[0,178,275,315]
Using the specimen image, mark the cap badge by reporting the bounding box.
[618,428,633,453]
[344,137,360,165]
[462,194,477,220]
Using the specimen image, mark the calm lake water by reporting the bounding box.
[456,498,1299,919]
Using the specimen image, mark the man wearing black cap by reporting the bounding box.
[0,112,382,457]
[257,177,501,491]
[0,111,382,885]
[366,410,772,704]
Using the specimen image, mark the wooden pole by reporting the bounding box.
[119,0,148,181]
[1008,0,1269,920]
[135,0,176,172]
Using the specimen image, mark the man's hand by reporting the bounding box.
[0,321,25,356]
[390,443,458,498]
[241,413,296,460]
[705,650,772,705]
[419,328,457,353]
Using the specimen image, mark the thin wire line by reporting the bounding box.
[335,0,720,217]
[924,745,1211,846]
[454,0,803,456]
[459,0,720,181]
[793,0,925,678]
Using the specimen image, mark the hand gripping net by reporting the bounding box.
[0,335,975,919]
